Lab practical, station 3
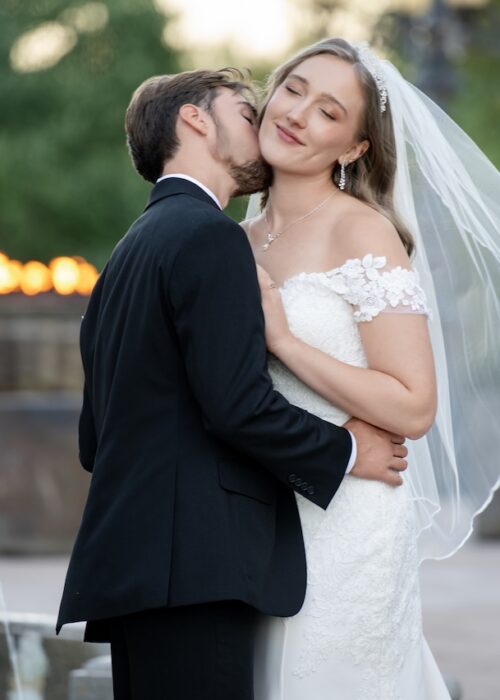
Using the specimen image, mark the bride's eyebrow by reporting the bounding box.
[287,74,348,116]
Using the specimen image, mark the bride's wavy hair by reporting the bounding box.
[260,38,415,257]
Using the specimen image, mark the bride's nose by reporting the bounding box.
[286,104,307,129]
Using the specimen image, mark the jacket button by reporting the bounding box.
[295,478,303,486]
[300,482,308,490]
[289,474,297,483]
[307,486,315,495]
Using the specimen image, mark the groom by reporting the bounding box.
[57,69,408,699]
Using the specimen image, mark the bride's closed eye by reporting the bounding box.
[285,85,301,96]
[320,109,336,120]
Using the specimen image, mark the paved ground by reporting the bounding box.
[1,537,499,699]
[419,539,500,700]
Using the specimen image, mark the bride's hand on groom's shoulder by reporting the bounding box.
[344,417,408,487]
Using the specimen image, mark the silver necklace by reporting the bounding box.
[262,189,338,251]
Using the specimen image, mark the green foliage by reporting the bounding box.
[449,49,500,170]
[0,0,182,267]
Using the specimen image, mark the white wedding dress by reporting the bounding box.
[254,255,451,700]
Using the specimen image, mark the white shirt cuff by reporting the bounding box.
[345,431,357,474]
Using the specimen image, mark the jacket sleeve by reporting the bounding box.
[168,217,353,510]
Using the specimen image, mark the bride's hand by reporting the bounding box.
[256,264,293,354]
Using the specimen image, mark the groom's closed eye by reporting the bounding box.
[243,108,258,124]
[238,100,258,123]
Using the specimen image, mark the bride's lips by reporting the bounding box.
[275,124,305,146]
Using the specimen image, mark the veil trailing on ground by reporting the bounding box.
[247,51,500,562]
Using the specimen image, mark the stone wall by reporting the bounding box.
[0,294,90,554]
[0,291,499,556]
[0,394,90,553]
[0,294,85,392]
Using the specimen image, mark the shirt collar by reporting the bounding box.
[156,174,222,210]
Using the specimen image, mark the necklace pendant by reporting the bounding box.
[263,232,276,251]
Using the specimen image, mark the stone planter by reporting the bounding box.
[68,655,112,700]
[0,613,107,700]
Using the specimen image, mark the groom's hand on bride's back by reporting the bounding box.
[344,418,408,487]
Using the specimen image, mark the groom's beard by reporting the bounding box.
[230,159,272,197]
[213,119,272,196]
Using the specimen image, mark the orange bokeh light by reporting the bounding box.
[50,256,81,295]
[0,251,98,296]
[20,260,53,295]
[0,256,23,295]
[76,261,100,295]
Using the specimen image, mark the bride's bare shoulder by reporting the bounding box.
[332,198,410,267]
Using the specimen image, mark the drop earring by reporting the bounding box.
[339,162,347,191]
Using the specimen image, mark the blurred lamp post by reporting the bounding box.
[409,0,492,107]
[414,0,462,106]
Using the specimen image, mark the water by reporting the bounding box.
[0,581,24,700]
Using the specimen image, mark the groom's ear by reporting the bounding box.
[178,103,210,136]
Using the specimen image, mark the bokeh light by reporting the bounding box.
[10,22,78,73]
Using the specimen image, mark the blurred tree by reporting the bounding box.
[0,0,183,266]
[375,0,500,167]
[448,0,500,168]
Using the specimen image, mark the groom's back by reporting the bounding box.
[84,191,208,468]
[58,181,268,631]
[85,191,211,458]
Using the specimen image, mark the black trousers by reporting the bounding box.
[109,601,258,700]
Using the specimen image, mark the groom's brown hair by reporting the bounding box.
[125,69,254,183]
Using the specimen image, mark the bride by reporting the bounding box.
[243,38,500,699]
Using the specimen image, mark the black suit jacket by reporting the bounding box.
[56,178,352,641]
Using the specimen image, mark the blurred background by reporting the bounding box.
[2,0,500,267]
[1,1,499,699]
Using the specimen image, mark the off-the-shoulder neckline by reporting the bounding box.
[277,254,399,290]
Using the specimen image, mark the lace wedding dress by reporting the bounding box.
[254,255,451,700]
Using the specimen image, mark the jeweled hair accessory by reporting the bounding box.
[354,42,388,113]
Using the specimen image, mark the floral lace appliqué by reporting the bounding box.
[324,254,431,322]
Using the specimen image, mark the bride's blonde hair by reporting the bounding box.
[260,38,415,257]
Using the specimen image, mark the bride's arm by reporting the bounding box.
[258,219,437,440]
